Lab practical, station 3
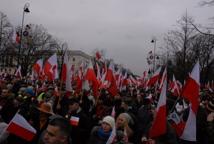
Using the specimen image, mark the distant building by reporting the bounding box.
[0,49,92,74]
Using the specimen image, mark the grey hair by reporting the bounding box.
[119,113,134,125]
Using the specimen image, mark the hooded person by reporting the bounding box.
[88,116,115,144]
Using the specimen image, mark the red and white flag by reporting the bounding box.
[180,61,200,141]
[169,75,181,96]
[105,61,118,96]
[6,113,37,141]
[15,65,22,78]
[32,59,43,78]
[95,51,102,60]
[15,32,21,44]
[106,120,116,144]
[111,106,116,118]
[61,52,72,92]
[70,116,79,126]
[44,53,58,81]
[149,78,167,138]
[61,53,68,82]
[159,67,167,90]
[84,61,99,97]
[75,62,84,95]
[146,67,161,87]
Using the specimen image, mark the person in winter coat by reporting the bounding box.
[88,116,115,144]
[67,98,92,144]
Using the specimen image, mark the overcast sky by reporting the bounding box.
[0,0,213,75]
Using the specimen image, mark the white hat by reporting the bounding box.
[102,116,115,128]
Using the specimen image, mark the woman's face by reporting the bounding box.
[101,122,112,133]
[116,115,126,128]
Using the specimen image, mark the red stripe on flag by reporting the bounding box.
[149,105,166,138]
[7,122,36,141]
[181,77,199,113]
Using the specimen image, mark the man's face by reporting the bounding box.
[1,89,8,98]
[68,103,78,113]
[43,125,66,144]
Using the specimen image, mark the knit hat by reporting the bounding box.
[102,116,115,128]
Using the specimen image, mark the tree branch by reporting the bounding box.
[189,21,214,36]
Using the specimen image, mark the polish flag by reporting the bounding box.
[115,68,121,88]
[6,113,37,141]
[75,63,84,95]
[169,75,181,96]
[44,53,58,81]
[15,32,21,44]
[61,52,72,92]
[15,65,22,79]
[61,52,68,82]
[95,62,102,85]
[111,106,116,118]
[70,116,79,126]
[32,59,43,78]
[84,61,99,97]
[106,118,116,144]
[147,67,161,87]
[159,67,167,90]
[149,78,167,138]
[105,61,118,96]
[180,61,200,141]
[95,51,102,60]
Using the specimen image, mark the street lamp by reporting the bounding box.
[18,3,30,66]
[151,38,157,73]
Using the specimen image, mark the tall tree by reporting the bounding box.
[16,24,59,75]
[164,14,197,82]
[0,11,13,53]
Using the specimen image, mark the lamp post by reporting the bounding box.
[18,3,30,66]
[151,38,157,73]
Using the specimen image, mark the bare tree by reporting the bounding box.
[199,0,214,6]
[16,24,60,75]
[0,12,13,53]
[164,14,197,82]
[191,33,214,83]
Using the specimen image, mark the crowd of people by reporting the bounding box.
[0,71,213,144]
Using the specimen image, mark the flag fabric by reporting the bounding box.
[106,124,116,144]
[159,68,167,90]
[61,52,72,92]
[32,59,43,78]
[147,67,161,87]
[44,53,58,81]
[70,116,80,126]
[84,61,99,97]
[149,78,167,138]
[15,65,22,78]
[61,52,68,82]
[6,113,37,141]
[111,106,116,118]
[105,61,118,96]
[15,32,21,44]
[75,63,84,95]
[180,61,200,141]
[65,64,73,92]
[169,75,181,96]
[95,51,102,60]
